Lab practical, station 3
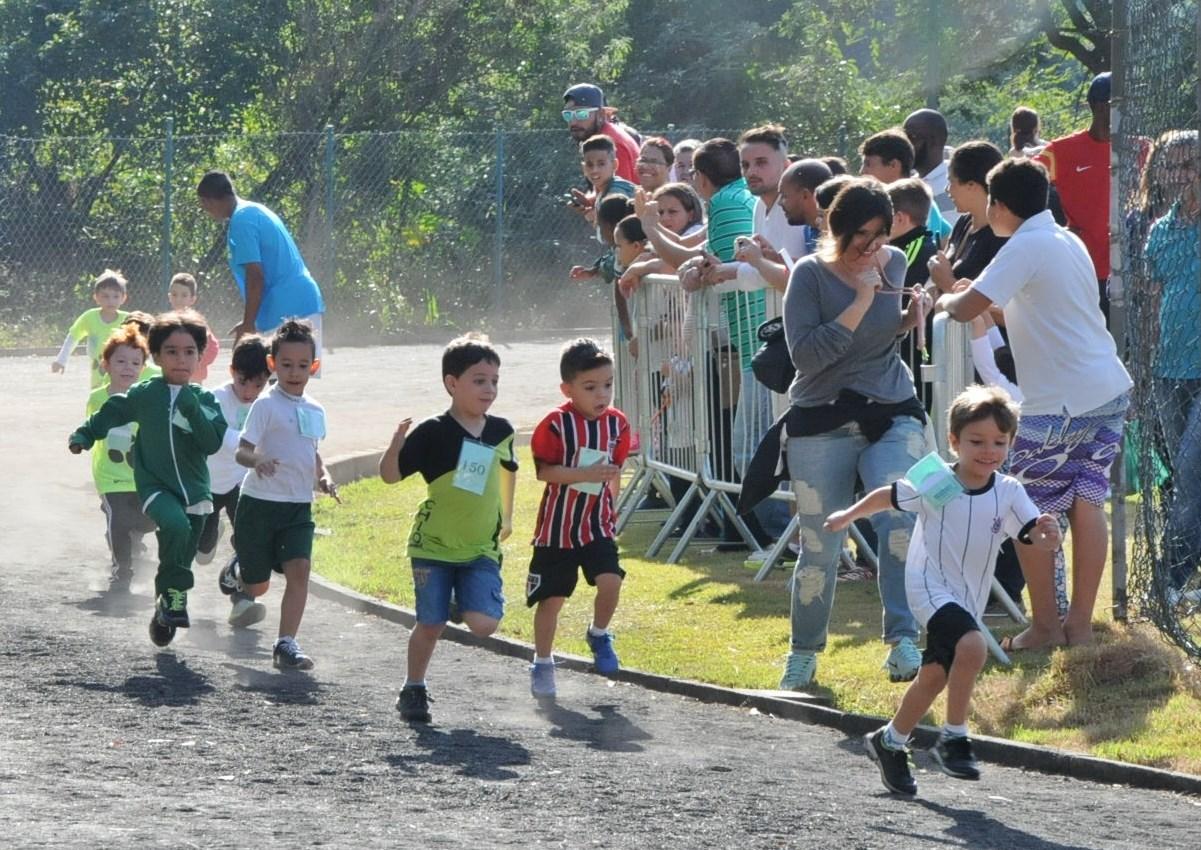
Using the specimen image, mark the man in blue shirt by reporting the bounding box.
[197,171,326,355]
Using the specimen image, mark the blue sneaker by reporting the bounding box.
[884,637,921,683]
[586,629,620,675]
[779,650,817,690]
[530,661,556,698]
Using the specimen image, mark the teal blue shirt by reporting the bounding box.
[228,200,325,331]
[706,178,764,371]
[1146,203,1201,379]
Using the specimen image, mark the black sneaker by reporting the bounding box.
[396,685,433,723]
[148,614,176,647]
[273,637,315,671]
[931,735,981,780]
[218,556,242,597]
[156,589,190,628]
[865,728,917,795]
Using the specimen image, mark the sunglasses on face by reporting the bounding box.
[562,107,599,123]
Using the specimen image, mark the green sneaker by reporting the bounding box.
[156,589,190,629]
[779,651,817,690]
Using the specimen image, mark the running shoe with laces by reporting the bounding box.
[396,685,433,723]
[218,556,243,597]
[156,589,190,628]
[884,637,921,682]
[273,637,315,670]
[779,650,817,690]
[586,629,620,675]
[529,661,557,698]
[228,594,268,628]
[930,735,981,780]
[865,727,917,795]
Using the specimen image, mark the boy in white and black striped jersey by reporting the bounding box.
[823,385,1061,796]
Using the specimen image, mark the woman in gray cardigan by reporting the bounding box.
[780,178,928,690]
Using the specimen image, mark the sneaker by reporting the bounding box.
[396,685,433,723]
[148,614,176,647]
[865,728,917,795]
[156,589,190,629]
[529,661,557,698]
[218,556,243,597]
[931,735,981,780]
[586,630,620,675]
[273,637,315,671]
[779,651,817,690]
[984,599,1026,618]
[228,595,268,628]
[884,637,921,683]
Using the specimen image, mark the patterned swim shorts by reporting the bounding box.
[1009,391,1131,513]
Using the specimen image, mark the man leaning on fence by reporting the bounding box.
[197,171,326,361]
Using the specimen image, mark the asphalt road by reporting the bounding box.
[2,344,1198,848]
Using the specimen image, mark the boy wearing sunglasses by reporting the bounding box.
[83,325,158,582]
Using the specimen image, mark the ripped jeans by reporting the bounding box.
[786,416,925,653]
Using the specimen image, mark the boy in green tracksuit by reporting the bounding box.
[70,310,227,646]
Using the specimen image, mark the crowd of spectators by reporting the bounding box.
[556,76,1193,688]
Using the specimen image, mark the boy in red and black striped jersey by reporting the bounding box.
[527,339,631,697]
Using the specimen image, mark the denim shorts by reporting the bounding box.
[412,556,504,625]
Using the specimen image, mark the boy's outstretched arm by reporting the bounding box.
[823,485,894,532]
[499,467,516,541]
[315,450,340,503]
[378,418,412,484]
[1026,513,1063,551]
[177,386,227,454]
[236,438,278,478]
[68,393,135,453]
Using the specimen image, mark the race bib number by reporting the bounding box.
[569,447,610,496]
[296,407,327,440]
[236,405,250,430]
[453,440,495,495]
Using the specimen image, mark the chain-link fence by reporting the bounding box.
[1,125,751,346]
[1116,0,1201,659]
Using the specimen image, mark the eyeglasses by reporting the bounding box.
[562,108,599,123]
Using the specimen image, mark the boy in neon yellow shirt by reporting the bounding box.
[52,269,130,388]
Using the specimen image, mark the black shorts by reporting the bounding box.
[525,538,624,606]
[921,603,980,674]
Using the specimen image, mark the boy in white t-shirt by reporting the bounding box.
[220,321,338,670]
[824,385,1061,795]
[199,335,271,627]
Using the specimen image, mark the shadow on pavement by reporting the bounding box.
[71,581,153,619]
[869,798,1100,850]
[189,619,269,661]
[537,701,652,753]
[386,727,531,781]
[63,653,215,708]
[224,662,323,705]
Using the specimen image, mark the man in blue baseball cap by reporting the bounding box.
[562,83,641,183]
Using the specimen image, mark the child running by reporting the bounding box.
[52,269,131,389]
[198,335,272,630]
[220,320,337,670]
[823,385,1061,795]
[84,325,157,582]
[526,338,631,698]
[70,310,227,646]
[166,273,221,382]
[379,334,518,723]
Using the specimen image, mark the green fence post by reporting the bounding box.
[493,128,505,313]
[161,116,174,300]
[324,124,336,288]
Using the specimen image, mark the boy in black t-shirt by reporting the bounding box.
[379,335,517,723]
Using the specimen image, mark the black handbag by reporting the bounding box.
[751,316,795,394]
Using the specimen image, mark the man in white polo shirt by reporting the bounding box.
[938,157,1132,652]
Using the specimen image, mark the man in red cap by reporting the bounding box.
[562,83,641,183]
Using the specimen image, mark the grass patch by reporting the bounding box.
[314,448,1201,775]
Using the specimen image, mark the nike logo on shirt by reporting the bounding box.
[1076,165,1093,172]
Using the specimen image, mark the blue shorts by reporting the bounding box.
[412,556,505,625]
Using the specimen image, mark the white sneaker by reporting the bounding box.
[229,596,267,628]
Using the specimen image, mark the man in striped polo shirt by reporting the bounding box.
[526,339,633,698]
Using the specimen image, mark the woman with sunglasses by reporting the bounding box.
[779,177,929,690]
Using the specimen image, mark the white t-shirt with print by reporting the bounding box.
[892,471,1039,626]
[239,384,325,503]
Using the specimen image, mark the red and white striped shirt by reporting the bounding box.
[530,402,631,548]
